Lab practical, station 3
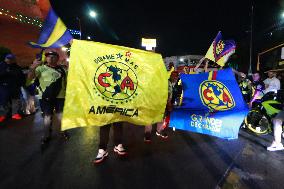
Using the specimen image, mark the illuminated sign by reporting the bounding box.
[141,38,156,51]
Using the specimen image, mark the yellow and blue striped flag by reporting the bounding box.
[29,8,73,48]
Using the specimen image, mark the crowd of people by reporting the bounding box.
[238,70,281,107]
[0,50,174,164]
[238,70,284,151]
[0,51,69,145]
[0,53,42,122]
[193,57,284,152]
[2,50,284,165]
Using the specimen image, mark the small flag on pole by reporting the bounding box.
[205,31,236,67]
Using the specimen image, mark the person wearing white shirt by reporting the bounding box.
[263,71,280,94]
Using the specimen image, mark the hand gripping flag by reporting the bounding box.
[205,31,236,67]
[169,68,248,139]
[29,8,73,48]
[62,40,168,130]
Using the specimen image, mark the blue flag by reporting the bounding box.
[170,68,248,139]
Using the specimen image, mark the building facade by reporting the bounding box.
[0,0,50,66]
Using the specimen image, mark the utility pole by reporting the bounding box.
[76,17,82,40]
[248,3,254,75]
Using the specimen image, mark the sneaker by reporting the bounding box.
[93,149,108,164]
[114,144,127,156]
[25,110,31,115]
[0,116,6,122]
[156,130,168,139]
[267,142,284,151]
[144,132,151,143]
[12,114,22,120]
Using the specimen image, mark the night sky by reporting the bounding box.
[51,0,283,58]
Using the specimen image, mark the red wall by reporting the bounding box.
[0,0,51,66]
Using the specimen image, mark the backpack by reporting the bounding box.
[40,66,66,101]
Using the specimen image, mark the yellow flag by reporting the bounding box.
[62,40,168,130]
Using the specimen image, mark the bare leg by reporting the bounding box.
[145,125,152,133]
[273,118,283,144]
[156,122,164,133]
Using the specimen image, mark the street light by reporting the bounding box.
[281,12,284,19]
[76,17,82,40]
[89,10,97,18]
[76,10,97,40]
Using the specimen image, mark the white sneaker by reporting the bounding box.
[267,142,284,151]
[94,149,108,163]
[114,144,127,156]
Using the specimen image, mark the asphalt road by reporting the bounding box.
[1,112,284,189]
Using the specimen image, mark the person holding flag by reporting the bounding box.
[144,64,176,142]
[30,0,168,155]
[28,51,68,148]
[169,31,249,140]
[27,1,73,148]
[93,122,127,164]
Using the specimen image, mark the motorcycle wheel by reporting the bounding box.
[244,109,270,135]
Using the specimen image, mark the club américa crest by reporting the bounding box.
[93,51,139,104]
[215,40,225,55]
[199,80,235,111]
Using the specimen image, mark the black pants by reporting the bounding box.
[0,85,21,116]
[99,122,123,150]
[242,94,250,103]
[39,98,65,116]
[39,98,65,138]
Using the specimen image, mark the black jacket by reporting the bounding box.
[0,61,25,89]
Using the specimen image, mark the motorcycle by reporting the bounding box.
[243,90,284,135]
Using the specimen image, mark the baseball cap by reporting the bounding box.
[5,53,16,59]
[45,51,59,57]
